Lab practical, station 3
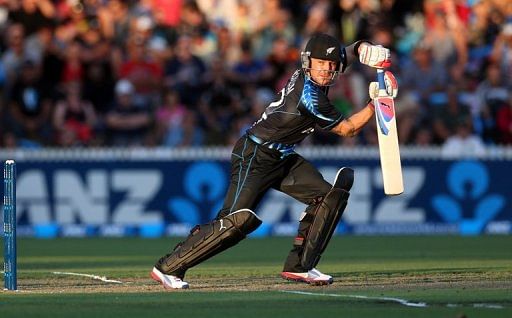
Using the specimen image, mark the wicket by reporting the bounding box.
[3,160,17,291]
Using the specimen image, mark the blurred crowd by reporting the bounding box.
[0,0,511,152]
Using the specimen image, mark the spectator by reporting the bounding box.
[265,36,299,91]
[60,40,83,84]
[196,0,238,31]
[164,35,207,107]
[155,88,186,144]
[227,39,273,90]
[178,3,216,64]
[116,38,163,107]
[199,54,242,145]
[413,125,434,147]
[53,81,97,147]
[422,0,468,82]
[303,0,334,36]
[178,1,209,37]
[401,42,449,110]
[0,0,510,148]
[475,63,509,142]
[6,59,52,146]
[441,121,486,158]
[198,73,237,145]
[30,25,62,100]
[231,1,253,40]
[467,0,498,48]
[1,23,39,85]
[79,20,112,65]
[432,87,472,144]
[252,6,296,61]
[151,0,184,29]
[82,62,116,114]
[1,131,18,149]
[215,26,241,67]
[97,0,131,45]
[495,97,512,145]
[354,0,388,41]
[163,109,204,147]
[24,23,53,66]
[105,79,153,146]
[490,19,512,88]
[7,0,55,36]
[336,0,363,45]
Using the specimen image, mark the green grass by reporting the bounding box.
[1,236,512,317]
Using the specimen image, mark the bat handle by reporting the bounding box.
[377,69,386,91]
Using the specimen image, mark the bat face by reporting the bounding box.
[374,96,395,135]
[373,70,403,196]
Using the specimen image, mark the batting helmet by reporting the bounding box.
[301,33,346,86]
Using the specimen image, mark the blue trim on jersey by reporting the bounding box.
[323,114,344,130]
[248,134,296,157]
[230,138,258,213]
[301,78,335,122]
[230,138,248,213]
[235,145,257,204]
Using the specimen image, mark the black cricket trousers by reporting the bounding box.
[216,135,332,272]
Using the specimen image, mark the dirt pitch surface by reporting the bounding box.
[13,270,512,294]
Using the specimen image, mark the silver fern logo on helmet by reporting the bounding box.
[326,47,335,55]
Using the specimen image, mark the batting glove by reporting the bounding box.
[369,71,398,99]
[359,43,391,69]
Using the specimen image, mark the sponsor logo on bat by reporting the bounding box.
[375,97,395,135]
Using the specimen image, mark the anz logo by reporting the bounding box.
[167,162,226,224]
[431,161,505,235]
[15,169,163,225]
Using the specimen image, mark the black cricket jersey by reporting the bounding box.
[246,69,344,151]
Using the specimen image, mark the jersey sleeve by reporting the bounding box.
[300,84,344,130]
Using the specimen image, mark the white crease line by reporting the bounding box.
[473,303,504,309]
[280,290,427,308]
[52,271,123,284]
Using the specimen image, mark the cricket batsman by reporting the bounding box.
[151,33,397,289]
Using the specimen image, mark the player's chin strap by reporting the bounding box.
[303,68,340,87]
[155,209,262,279]
[299,168,354,269]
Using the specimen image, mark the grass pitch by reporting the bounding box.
[1,236,512,317]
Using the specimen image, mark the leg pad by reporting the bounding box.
[156,209,261,278]
[300,188,350,269]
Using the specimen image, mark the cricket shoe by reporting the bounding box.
[151,267,189,289]
[281,268,333,285]
[333,167,354,191]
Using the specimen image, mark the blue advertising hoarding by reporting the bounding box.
[1,156,511,237]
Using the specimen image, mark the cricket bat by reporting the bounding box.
[373,69,404,195]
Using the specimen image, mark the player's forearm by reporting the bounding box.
[332,103,375,137]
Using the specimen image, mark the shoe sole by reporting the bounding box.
[333,167,354,191]
[150,270,189,289]
[280,272,333,286]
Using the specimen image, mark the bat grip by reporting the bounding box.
[377,69,386,90]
